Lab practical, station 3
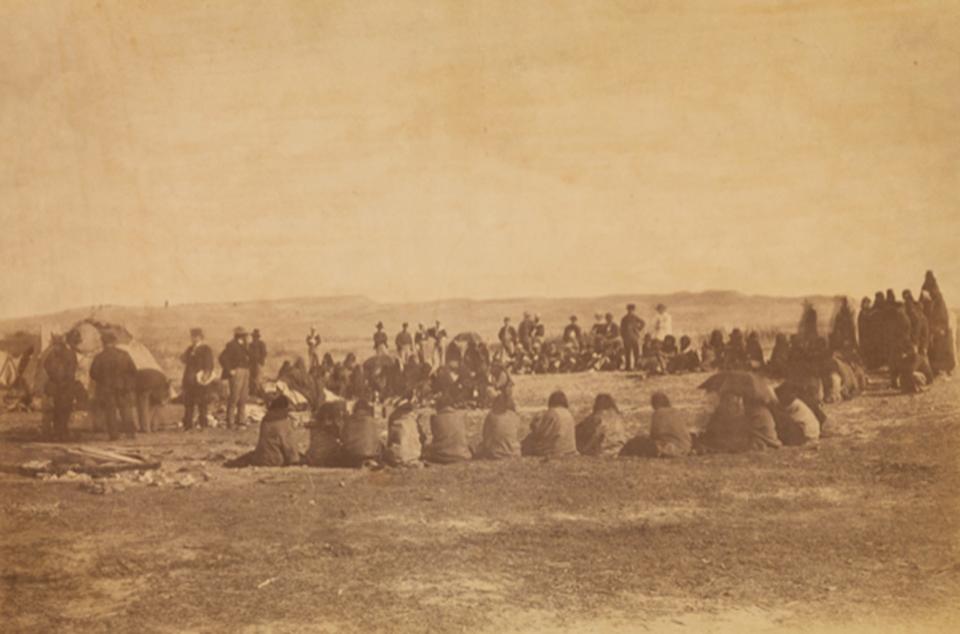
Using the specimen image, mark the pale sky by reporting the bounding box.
[2,0,958,319]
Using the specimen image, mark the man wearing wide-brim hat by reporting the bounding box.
[218,327,251,429]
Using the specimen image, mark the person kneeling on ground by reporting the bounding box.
[521,390,578,457]
[384,396,426,467]
[423,396,471,464]
[225,395,301,467]
[576,393,627,456]
[475,392,522,460]
[621,391,691,458]
[773,383,820,447]
[340,399,384,468]
[304,401,347,467]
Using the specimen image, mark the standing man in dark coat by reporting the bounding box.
[518,312,535,354]
[498,317,518,358]
[181,328,214,430]
[249,329,267,397]
[373,322,389,355]
[43,330,79,441]
[619,304,645,371]
[219,327,251,429]
[90,332,138,440]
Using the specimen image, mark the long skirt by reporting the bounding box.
[929,327,957,375]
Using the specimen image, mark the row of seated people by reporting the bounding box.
[768,335,868,400]
[503,328,773,376]
[227,382,824,469]
[496,332,706,375]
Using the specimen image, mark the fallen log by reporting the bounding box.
[19,460,162,478]
[25,443,150,465]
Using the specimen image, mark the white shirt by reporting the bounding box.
[652,312,673,340]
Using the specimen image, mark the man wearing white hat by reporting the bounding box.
[219,327,251,429]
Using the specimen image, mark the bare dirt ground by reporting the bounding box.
[1,370,959,633]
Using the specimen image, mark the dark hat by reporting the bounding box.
[627,303,636,310]
[650,391,671,409]
[402,322,409,328]
[376,321,384,329]
[656,303,667,311]
[570,315,577,321]
[190,328,204,337]
[252,328,261,337]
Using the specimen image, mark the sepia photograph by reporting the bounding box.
[1,1,958,632]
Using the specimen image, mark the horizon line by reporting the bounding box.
[0,288,862,324]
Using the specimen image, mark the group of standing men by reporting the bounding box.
[41,329,167,441]
[370,321,448,370]
[180,327,267,430]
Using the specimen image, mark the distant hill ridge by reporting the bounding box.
[0,289,836,332]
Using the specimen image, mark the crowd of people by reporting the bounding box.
[227,269,955,468]
[494,304,676,374]
[32,270,956,447]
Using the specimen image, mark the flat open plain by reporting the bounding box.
[1,370,958,633]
